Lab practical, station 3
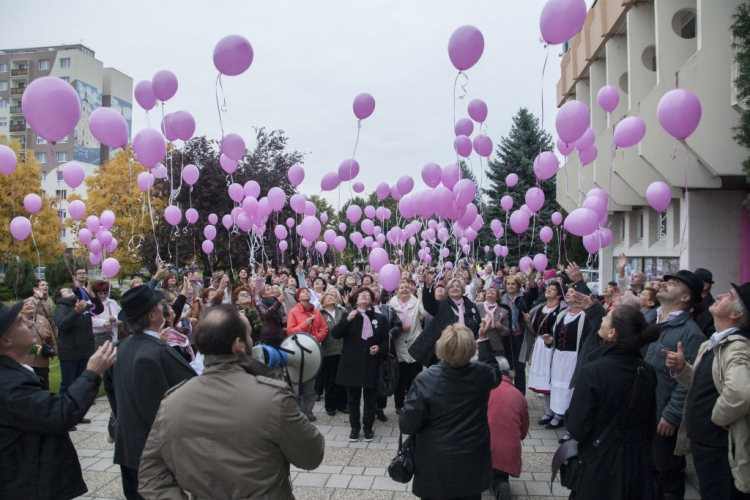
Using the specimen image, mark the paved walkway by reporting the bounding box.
[72,392,701,500]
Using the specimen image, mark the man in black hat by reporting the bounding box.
[0,302,116,500]
[644,270,707,500]
[103,285,196,500]
[665,282,750,499]
[693,267,716,337]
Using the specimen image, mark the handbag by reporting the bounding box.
[551,362,645,492]
[377,352,399,398]
[388,432,415,483]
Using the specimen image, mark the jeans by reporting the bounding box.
[347,386,376,431]
[503,334,526,395]
[59,358,89,395]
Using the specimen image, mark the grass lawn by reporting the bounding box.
[49,362,107,398]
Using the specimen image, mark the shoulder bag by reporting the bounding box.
[388,432,415,483]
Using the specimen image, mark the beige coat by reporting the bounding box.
[673,332,750,493]
[388,295,426,364]
[32,296,57,337]
[138,354,325,500]
[25,316,57,368]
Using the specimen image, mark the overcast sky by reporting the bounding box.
[3,0,595,208]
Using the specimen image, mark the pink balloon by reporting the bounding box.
[290,194,306,214]
[506,173,518,187]
[152,164,167,180]
[228,183,244,202]
[244,180,261,199]
[164,206,182,226]
[519,256,533,273]
[579,145,598,166]
[501,195,514,211]
[338,222,347,232]
[298,216,322,241]
[551,211,563,225]
[89,252,102,266]
[582,195,607,220]
[361,219,375,235]
[575,129,595,152]
[556,100,590,144]
[598,85,620,113]
[347,205,362,224]
[219,154,238,174]
[422,162,442,188]
[533,151,559,181]
[288,164,305,186]
[533,254,548,272]
[133,129,167,169]
[657,89,702,140]
[376,183,390,200]
[398,197,415,219]
[222,133,245,161]
[600,227,613,248]
[222,215,233,230]
[453,178,476,207]
[454,135,473,157]
[369,247,389,272]
[540,0,587,45]
[22,77,81,143]
[278,240,288,252]
[267,187,286,211]
[564,208,599,236]
[89,107,129,148]
[458,203,478,227]
[520,204,532,217]
[236,213,252,232]
[10,216,32,241]
[540,226,554,243]
[208,213,218,225]
[468,99,488,122]
[454,118,474,137]
[315,241,328,255]
[182,164,199,185]
[203,225,217,240]
[321,172,340,191]
[557,138,575,156]
[448,25,484,71]
[77,228,92,245]
[102,258,120,278]
[338,159,360,181]
[105,239,118,253]
[493,244,502,257]
[588,188,609,203]
[334,235,347,252]
[98,230,113,246]
[184,208,198,224]
[89,239,102,255]
[509,210,530,234]
[353,181,365,193]
[614,116,646,148]
[68,200,86,220]
[213,35,254,76]
[323,229,336,246]
[63,162,85,189]
[258,197,273,217]
[152,70,178,101]
[202,240,214,254]
[583,230,601,254]
[0,145,17,175]
[646,181,672,212]
[441,164,460,190]
[134,80,157,111]
[353,93,375,120]
[525,187,545,212]
[23,194,42,214]
[274,225,287,240]
[137,172,153,191]
[160,113,177,142]
[86,216,101,233]
[472,134,493,157]
[170,110,196,141]
[379,264,401,292]
[490,219,503,234]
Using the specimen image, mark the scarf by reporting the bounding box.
[300,302,315,313]
[262,297,276,307]
[373,304,381,313]
[451,298,465,324]
[357,308,373,340]
[483,301,498,328]
[166,329,195,361]
[503,293,519,331]
[399,298,411,327]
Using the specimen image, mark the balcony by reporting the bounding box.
[10,87,25,96]
[9,105,22,114]
[9,124,26,133]
[11,68,28,77]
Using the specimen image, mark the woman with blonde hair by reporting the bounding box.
[318,288,348,415]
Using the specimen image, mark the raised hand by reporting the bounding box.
[566,262,583,283]
[662,341,685,374]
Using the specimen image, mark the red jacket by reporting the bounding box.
[488,375,529,477]
[286,303,327,343]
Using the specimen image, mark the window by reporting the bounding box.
[638,211,644,240]
[60,58,70,68]
[42,171,47,181]
[0,63,7,72]
[38,60,50,71]
[36,137,47,145]
[673,9,697,40]
[61,229,66,238]
[35,152,47,163]
[58,135,69,144]
[58,209,67,219]
[659,210,668,240]
[0,119,6,128]
[60,76,69,83]
[57,170,64,181]
[0,99,6,109]
[56,151,67,162]
[0,81,7,91]
[55,190,67,200]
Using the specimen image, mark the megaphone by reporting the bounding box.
[280,333,323,384]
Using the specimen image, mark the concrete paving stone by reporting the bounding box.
[87,458,115,472]
[96,450,115,458]
[320,446,357,466]
[373,427,393,436]
[385,443,399,450]
[324,434,339,441]
[392,493,417,500]
[521,452,556,473]
[334,434,355,442]
[88,477,126,500]
[522,438,542,446]
[81,470,121,495]
[79,457,103,470]
[527,429,562,439]
[363,467,387,476]
[77,449,101,457]
[105,464,120,473]
[379,436,398,443]
[513,472,534,481]
[371,476,407,492]
[326,440,351,448]
[534,445,560,453]
[685,484,701,500]
[325,474,353,488]
[510,481,528,495]
[349,442,369,449]
[367,442,388,450]
[86,426,111,434]
[330,426,354,435]
[540,439,561,447]
[313,465,344,474]
[315,425,333,434]
[76,432,115,451]
[290,486,333,499]
[69,430,98,445]
[525,480,568,497]
[293,472,330,487]
[341,466,365,475]
[332,489,394,499]
[347,475,375,490]
[522,445,536,453]
[91,413,110,421]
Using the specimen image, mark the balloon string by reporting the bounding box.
[127,157,137,253]
[528,212,537,257]
[537,49,550,160]
[215,74,227,139]
[564,156,569,199]
[29,224,41,271]
[577,154,584,207]
[14,241,22,301]
[147,185,160,262]
[452,72,469,134]
[679,142,689,264]
[609,125,616,212]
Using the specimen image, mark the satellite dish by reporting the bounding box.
[280,333,323,384]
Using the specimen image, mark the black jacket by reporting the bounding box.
[103,333,196,469]
[331,310,388,388]
[566,344,657,500]
[0,355,101,500]
[694,293,716,337]
[408,286,481,366]
[399,340,501,499]
[54,294,104,360]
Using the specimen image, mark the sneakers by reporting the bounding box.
[308,415,317,422]
[349,429,360,442]
[375,410,388,422]
[363,429,375,442]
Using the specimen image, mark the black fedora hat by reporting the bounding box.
[693,268,714,284]
[663,270,703,304]
[118,286,164,322]
[0,302,24,338]
[731,283,750,318]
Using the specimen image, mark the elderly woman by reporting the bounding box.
[257,283,286,348]
[478,286,511,358]
[159,273,179,304]
[565,306,659,500]
[318,288,349,416]
[309,276,327,309]
[389,280,426,413]
[231,286,263,344]
[331,287,389,442]
[400,318,501,500]
[23,298,57,390]
[500,266,538,394]
[91,280,122,348]
[409,271,481,367]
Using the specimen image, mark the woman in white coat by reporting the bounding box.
[388,280,426,413]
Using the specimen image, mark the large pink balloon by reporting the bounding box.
[519,256,534,273]
[614,116,646,148]
[22,77,81,143]
[582,196,607,220]
[540,226,554,243]
[421,162,442,188]
[334,235,347,252]
[298,216,322,241]
[133,129,167,168]
[468,99,488,122]
[213,35,254,76]
[86,216,101,233]
[551,212,563,225]
[23,194,42,214]
[454,118,474,137]
[556,100,590,144]
[346,204,362,223]
[600,227,614,248]
[63,162,85,189]
[10,216,32,241]
[164,206,182,226]
[369,247,389,272]
[338,158,360,181]
[353,181,365,193]
[500,195,514,211]
[598,85,620,113]
[539,0,587,45]
[321,172,340,191]
[579,145,598,166]
[441,164,460,190]
[290,194,306,214]
[78,228,92,245]
[453,178,476,207]
[228,183,244,202]
[102,258,120,278]
[379,264,401,292]
[222,214,233,230]
[202,240,214,255]
[315,241,328,255]
[397,175,414,196]
[267,187,286,211]
[203,225,217,240]
[533,254,548,272]
[89,252,102,266]
[361,219,374,235]
[89,107,129,148]
[170,110,196,141]
[222,133,245,161]
[353,93,375,120]
[220,154,238,174]
[160,113,179,142]
[646,181,672,212]
[69,199,86,220]
[288,164,305,186]
[557,138,575,156]
[454,135,473,157]
[376,183,390,201]
[278,240,288,252]
[448,25,484,71]
[472,134,493,157]
[564,208,599,236]
[533,151,559,181]
[0,145,17,175]
[99,210,115,229]
[506,173,518,187]
[575,129,595,152]
[208,213,218,225]
[152,70,178,101]
[185,208,199,224]
[657,89,702,140]
[509,210,530,234]
[583,230,601,254]
[134,80,157,111]
[182,164,199,186]
[525,187,545,212]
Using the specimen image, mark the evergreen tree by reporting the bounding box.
[731,4,750,208]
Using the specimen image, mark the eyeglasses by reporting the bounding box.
[238,292,251,297]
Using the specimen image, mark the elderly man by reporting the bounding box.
[644,270,706,500]
[617,253,646,295]
[0,302,116,500]
[665,282,750,499]
[31,279,57,337]
[139,305,324,499]
[693,267,716,337]
[104,286,196,500]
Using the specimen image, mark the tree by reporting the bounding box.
[4,260,36,299]
[731,4,750,208]
[0,139,66,266]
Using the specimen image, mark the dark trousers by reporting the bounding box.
[347,386,376,431]
[59,358,89,395]
[503,334,526,395]
[120,465,145,500]
[491,469,510,496]
[395,361,422,409]
[377,394,388,410]
[33,366,50,390]
[652,432,685,499]
[320,355,347,412]
[691,440,750,500]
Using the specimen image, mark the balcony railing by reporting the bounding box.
[11,68,28,76]
[9,124,26,132]
[9,105,22,114]
[10,87,25,95]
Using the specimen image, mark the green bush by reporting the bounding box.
[45,256,82,290]
[0,283,13,302]
[3,260,36,299]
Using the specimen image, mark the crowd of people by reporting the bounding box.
[0,254,749,500]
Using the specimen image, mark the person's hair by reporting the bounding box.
[232,286,251,305]
[447,278,465,291]
[202,287,223,304]
[52,286,66,304]
[321,287,342,305]
[237,266,250,280]
[362,274,373,284]
[159,299,173,323]
[611,305,661,350]
[504,275,523,288]
[380,290,393,304]
[497,356,511,376]
[36,279,44,286]
[351,286,374,308]
[618,294,641,310]
[435,324,476,368]
[406,279,417,287]
[195,305,248,355]
[732,297,750,330]
[75,267,87,273]
[642,287,660,308]
[92,280,109,294]
[607,281,618,288]
[125,303,160,335]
